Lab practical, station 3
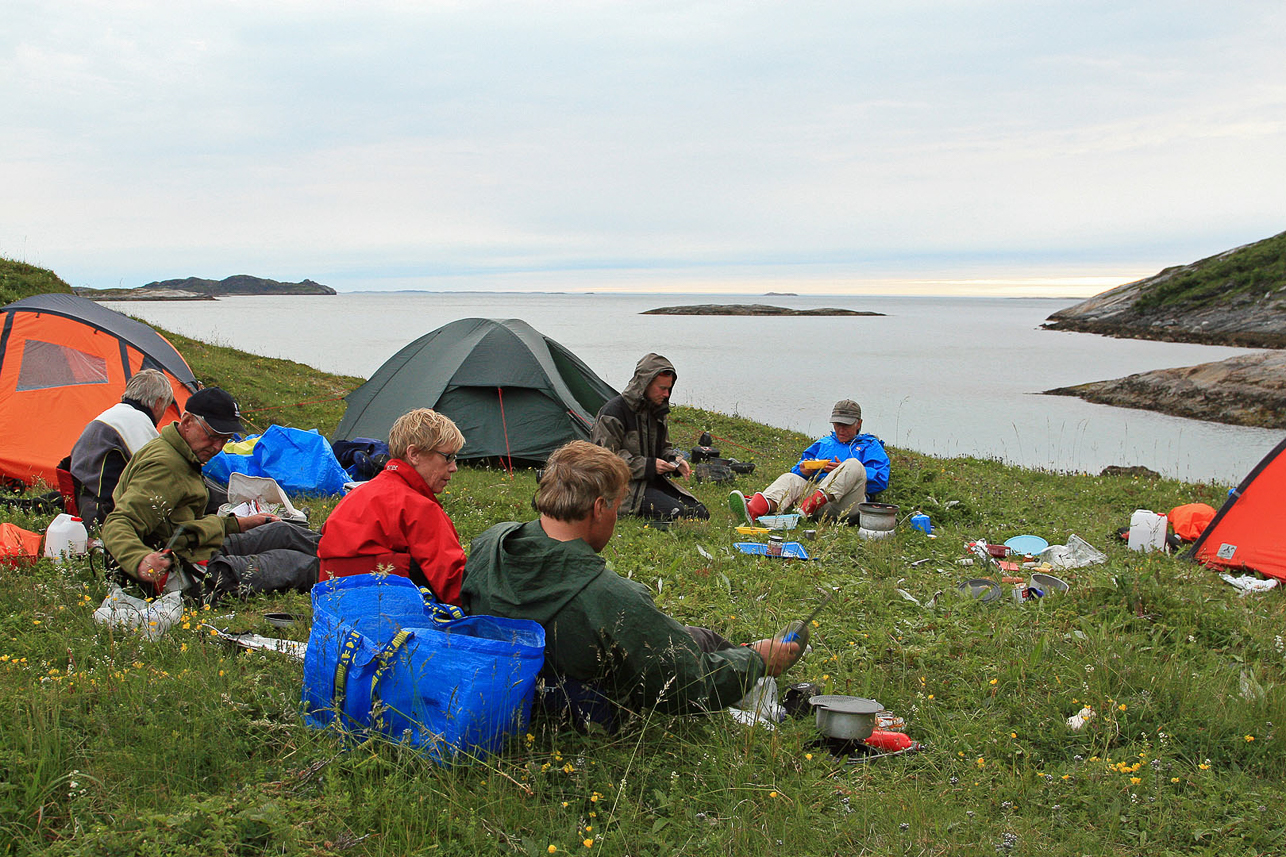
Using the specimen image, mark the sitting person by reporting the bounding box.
[102,387,320,600]
[317,408,466,606]
[461,440,799,728]
[591,353,708,520]
[730,398,889,524]
[68,369,174,528]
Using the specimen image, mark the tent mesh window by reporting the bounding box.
[16,340,109,392]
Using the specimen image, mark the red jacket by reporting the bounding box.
[318,459,464,605]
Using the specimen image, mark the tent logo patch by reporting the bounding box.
[1216,543,1238,560]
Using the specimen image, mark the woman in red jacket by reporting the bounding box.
[318,409,466,605]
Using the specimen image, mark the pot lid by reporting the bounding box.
[808,695,882,714]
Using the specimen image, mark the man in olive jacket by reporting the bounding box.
[102,388,319,599]
[590,353,708,520]
[461,441,798,728]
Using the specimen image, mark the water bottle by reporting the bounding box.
[44,514,89,562]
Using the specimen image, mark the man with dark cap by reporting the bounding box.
[591,353,708,520]
[729,398,889,524]
[102,387,320,600]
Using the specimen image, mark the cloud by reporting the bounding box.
[2,1,1284,291]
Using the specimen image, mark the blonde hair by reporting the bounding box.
[536,440,630,522]
[388,408,465,460]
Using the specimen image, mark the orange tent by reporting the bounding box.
[0,293,197,490]
[1188,436,1286,582]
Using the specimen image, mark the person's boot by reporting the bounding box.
[798,490,829,517]
[728,490,772,524]
[747,492,771,521]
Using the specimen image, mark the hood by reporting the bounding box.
[466,520,606,625]
[621,353,676,414]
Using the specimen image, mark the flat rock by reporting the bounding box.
[643,304,882,316]
[1046,350,1286,429]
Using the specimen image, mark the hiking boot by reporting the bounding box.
[799,489,829,517]
[747,492,770,521]
[729,490,752,525]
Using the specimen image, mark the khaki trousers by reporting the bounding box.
[761,458,869,519]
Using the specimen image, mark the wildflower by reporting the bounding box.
[1130,777,1141,784]
[769,791,778,798]
[1199,763,1210,771]
[1245,735,1255,742]
[582,839,593,848]
[590,792,600,802]
[1171,777,1180,783]
[805,753,813,760]
[822,674,830,681]
[976,757,986,768]
[1118,704,1127,712]
[927,694,934,700]
[1010,732,1017,739]
[548,847,557,854]
[562,763,575,774]
[900,822,909,831]
[989,678,997,685]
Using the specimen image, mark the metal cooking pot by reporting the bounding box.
[857,502,898,532]
[809,695,883,741]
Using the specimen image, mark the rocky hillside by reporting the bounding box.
[1044,230,1286,348]
[77,274,337,299]
[1046,350,1286,429]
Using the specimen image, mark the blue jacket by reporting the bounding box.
[790,432,890,494]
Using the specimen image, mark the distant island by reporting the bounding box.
[76,274,337,301]
[643,304,882,316]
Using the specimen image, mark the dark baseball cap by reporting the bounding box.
[829,399,862,425]
[185,387,242,435]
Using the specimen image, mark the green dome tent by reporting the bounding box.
[334,318,618,465]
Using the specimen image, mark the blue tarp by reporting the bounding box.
[204,425,350,496]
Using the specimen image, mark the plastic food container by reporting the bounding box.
[756,513,801,530]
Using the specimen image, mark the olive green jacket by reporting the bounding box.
[102,423,239,577]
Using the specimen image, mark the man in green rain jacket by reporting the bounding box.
[462,441,799,727]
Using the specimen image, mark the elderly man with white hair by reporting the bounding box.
[68,369,175,527]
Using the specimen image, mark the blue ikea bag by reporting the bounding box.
[301,574,545,763]
[205,425,350,495]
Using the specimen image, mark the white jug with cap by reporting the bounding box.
[1127,510,1168,553]
[44,514,89,562]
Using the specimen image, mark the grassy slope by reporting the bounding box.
[1134,230,1286,311]
[2,326,1284,856]
[0,257,74,305]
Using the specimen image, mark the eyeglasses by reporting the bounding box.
[193,415,233,444]
[435,450,458,465]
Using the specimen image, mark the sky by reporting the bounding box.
[3,1,1284,297]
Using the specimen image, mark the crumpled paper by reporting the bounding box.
[1219,574,1279,596]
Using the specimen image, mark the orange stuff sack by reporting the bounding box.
[1169,503,1217,542]
[0,523,43,569]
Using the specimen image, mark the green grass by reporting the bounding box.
[0,257,74,306]
[1134,230,1286,312]
[2,334,1283,856]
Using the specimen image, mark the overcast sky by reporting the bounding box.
[3,1,1283,296]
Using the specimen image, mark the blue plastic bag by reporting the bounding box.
[301,574,545,763]
[205,425,351,495]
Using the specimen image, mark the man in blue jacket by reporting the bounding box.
[730,399,889,523]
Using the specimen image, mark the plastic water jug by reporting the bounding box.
[910,513,932,534]
[44,514,88,562]
[1127,510,1167,553]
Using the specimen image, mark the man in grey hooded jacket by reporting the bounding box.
[590,353,708,520]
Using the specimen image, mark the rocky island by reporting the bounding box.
[77,274,337,301]
[1044,229,1285,428]
[643,304,882,316]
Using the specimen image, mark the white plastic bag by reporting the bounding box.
[92,585,184,641]
[1040,534,1107,570]
[729,677,785,728]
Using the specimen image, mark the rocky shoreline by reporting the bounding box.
[1045,350,1286,429]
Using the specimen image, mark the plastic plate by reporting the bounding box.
[734,541,811,560]
[1004,534,1050,556]
[800,459,831,471]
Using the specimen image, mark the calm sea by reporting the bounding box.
[114,292,1281,484]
